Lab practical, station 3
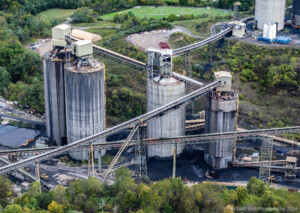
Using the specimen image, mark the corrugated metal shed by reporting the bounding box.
[72,29,102,43]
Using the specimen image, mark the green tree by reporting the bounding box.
[267,64,298,93]
[53,185,69,205]
[167,13,177,22]
[48,201,65,213]
[37,192,53,210]
[235,186,248,205]
[0,176,13,206]
[4,204,23,213]
[247,177,265,197]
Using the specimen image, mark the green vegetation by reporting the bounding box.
[71,21,120,27]
[100,57,147,125]
[36,8,76,21]
[59,153,123,167]
[172,16,230,36]
[1,173,300,213]
[168,32,202,49]
[172,39,300,129]
[100,6,230,21]
[0,43,44,112]
[71,7,94,23]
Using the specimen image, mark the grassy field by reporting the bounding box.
[173,17,230,36]
[100,6,231,21]
[36,8,76,21]
[71,21,121,28]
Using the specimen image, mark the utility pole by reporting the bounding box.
[172,144,177,178]
[98,151,102,173]
[91,144,95,177]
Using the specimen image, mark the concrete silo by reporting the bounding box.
[255,0,286,31]
[65,40,106,160]
[146,49,186,158]
[204,72,238,170]
[293,0,300,26]
[43,24,71,146]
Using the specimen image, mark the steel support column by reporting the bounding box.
[135,127,147,183]
[259,137,273,183]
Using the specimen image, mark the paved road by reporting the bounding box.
[0,114,45,126]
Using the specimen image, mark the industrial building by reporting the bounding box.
[232,21,246,38]
[204,71,238,170]
[43,24,71,146]
[65,40,106,160]
[293,0,300,27]
[255,0,286,31]
[43,24,106,160]
[146,49,186,158]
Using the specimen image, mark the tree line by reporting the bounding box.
[0,172,300,213]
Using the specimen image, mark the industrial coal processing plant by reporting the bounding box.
[0,2,300,192]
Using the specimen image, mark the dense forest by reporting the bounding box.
[0,170,300,213]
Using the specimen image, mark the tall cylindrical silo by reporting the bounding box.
[255,0,286,30]
[65,61,106,160]
[147,76,186,158]
[293,0,300,26]
[204,91,238,170]
[42,52,67,146]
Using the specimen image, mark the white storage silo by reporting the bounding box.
[255,0,286,31]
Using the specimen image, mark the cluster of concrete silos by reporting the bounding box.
[44,25,238,170]
[43,24,106,160]
[145,49,238,170]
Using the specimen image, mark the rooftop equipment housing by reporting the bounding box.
[72,40,93,57]
[214,71,232,92]
[146,49,172,79]
[51,24,71,48]
[255,0,286,31]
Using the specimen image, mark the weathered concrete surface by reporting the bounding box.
[43,53,67,146]
[255,0,286,30]
[65,61,106,160]
[147,77,186,158]
[204,91,238,170]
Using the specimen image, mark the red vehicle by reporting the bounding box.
[159,42,170,49]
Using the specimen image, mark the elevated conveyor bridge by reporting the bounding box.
[0,81,221,174]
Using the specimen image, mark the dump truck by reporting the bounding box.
[41,173,49,181]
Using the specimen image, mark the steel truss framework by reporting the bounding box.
[135,127,147,183]
[1,127,300,156]
[259,137,273,183]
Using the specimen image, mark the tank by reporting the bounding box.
[147,76,186,158]
[204,91,238,170]
[64,60,106,160]
[255,0,286,31]
[42,52,67,146]
[293,0,300,26]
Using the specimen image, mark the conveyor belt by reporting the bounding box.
[1,126,299,155]
[172,16,254,56]
[0,81,220,174]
